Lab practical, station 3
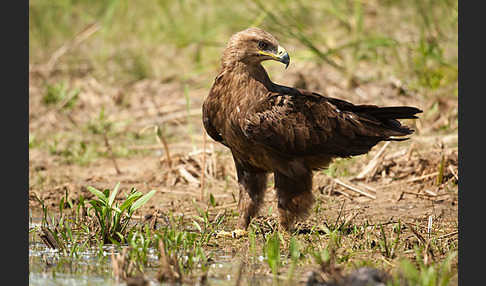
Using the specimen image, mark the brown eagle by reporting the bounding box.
[202,28,422,231]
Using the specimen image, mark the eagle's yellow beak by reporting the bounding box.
[258,45,290,69]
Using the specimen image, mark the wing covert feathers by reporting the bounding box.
[242,90,422,157]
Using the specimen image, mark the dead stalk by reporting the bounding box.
[332,188,354,199]
[158,240,182,283]
[333,179,376,199]
[44,22,101,75]
[103,129,122,175]
[156,108,202,124]
[234,262,245,286]
[437,231,458,240]
[378,172,439,189]
[156,125,173,169]
[200,130,207,201]
[448,165,458,181]
[356,141,390,179]
[40,226,59,249]
[436,144,445,186]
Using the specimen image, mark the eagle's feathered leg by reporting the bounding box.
[274,169,314,231]
[234,158,268,229]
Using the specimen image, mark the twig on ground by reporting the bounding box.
[377,172,439,189]
[356,141,390,180]
[342,211,360,227]
[178,167,199,185]
[330,186,354,199]
[406,223,426,245]
[448,165,458,181]
[333,179,376,199]
[400,191,449,201]
[424,189,438,197]
[384,148,408,161]
[437,231,458,240]
[396,192,404,202]
[355,182,377,194]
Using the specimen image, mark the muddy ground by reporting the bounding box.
[28,61,458,282]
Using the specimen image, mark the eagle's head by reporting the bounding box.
[222,27,290,69]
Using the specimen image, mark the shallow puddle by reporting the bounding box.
[29,243,275,286]
[29,219,280,286]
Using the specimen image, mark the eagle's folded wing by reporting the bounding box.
[242,89,421,157]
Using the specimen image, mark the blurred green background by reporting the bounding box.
[30,0,457,92]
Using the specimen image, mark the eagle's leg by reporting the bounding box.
[234,160,268,229]
[274,169,314,231]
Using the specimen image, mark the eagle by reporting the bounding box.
[202,28,422,231]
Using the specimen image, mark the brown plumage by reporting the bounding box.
[202,28,422,231]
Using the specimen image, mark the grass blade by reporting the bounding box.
[108,182,120,207]
[119,191,143,213]
[129,190,157,214]
[87,186,107,204]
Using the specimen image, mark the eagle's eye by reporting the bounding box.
[258,40,269,50]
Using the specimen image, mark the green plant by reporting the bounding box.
[379,222,402,259]
[43,81,80,109]
[265,231,282,280]
[192,198,225,245]
[87,182,157,243]
[87,108,110,135]
[389,250,457,286]
[249,226,257,261]
[322,158,355,178]
[287,236,301,282]
[29,133,39,149]
[157,214,212,275]
[56,140,99,165]
[31,192,92,258]
[121,225,157,273]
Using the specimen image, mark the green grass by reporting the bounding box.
[30,186,458,285]
[32,183,157,249]
[42,81,80,108]
[264,230,282,280]
[30,186,224,280]
[31,107,157,166]
[87,183,157,243]
[322,157,357,178]
[389,250,457,286]
[30,0,457,92]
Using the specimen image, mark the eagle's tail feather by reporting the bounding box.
[358,106,422,137]
[366,106,423,120]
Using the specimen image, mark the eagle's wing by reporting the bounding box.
[242,88,421,157]
[202,98,228,147]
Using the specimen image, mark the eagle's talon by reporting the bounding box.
[215,229,247,239]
